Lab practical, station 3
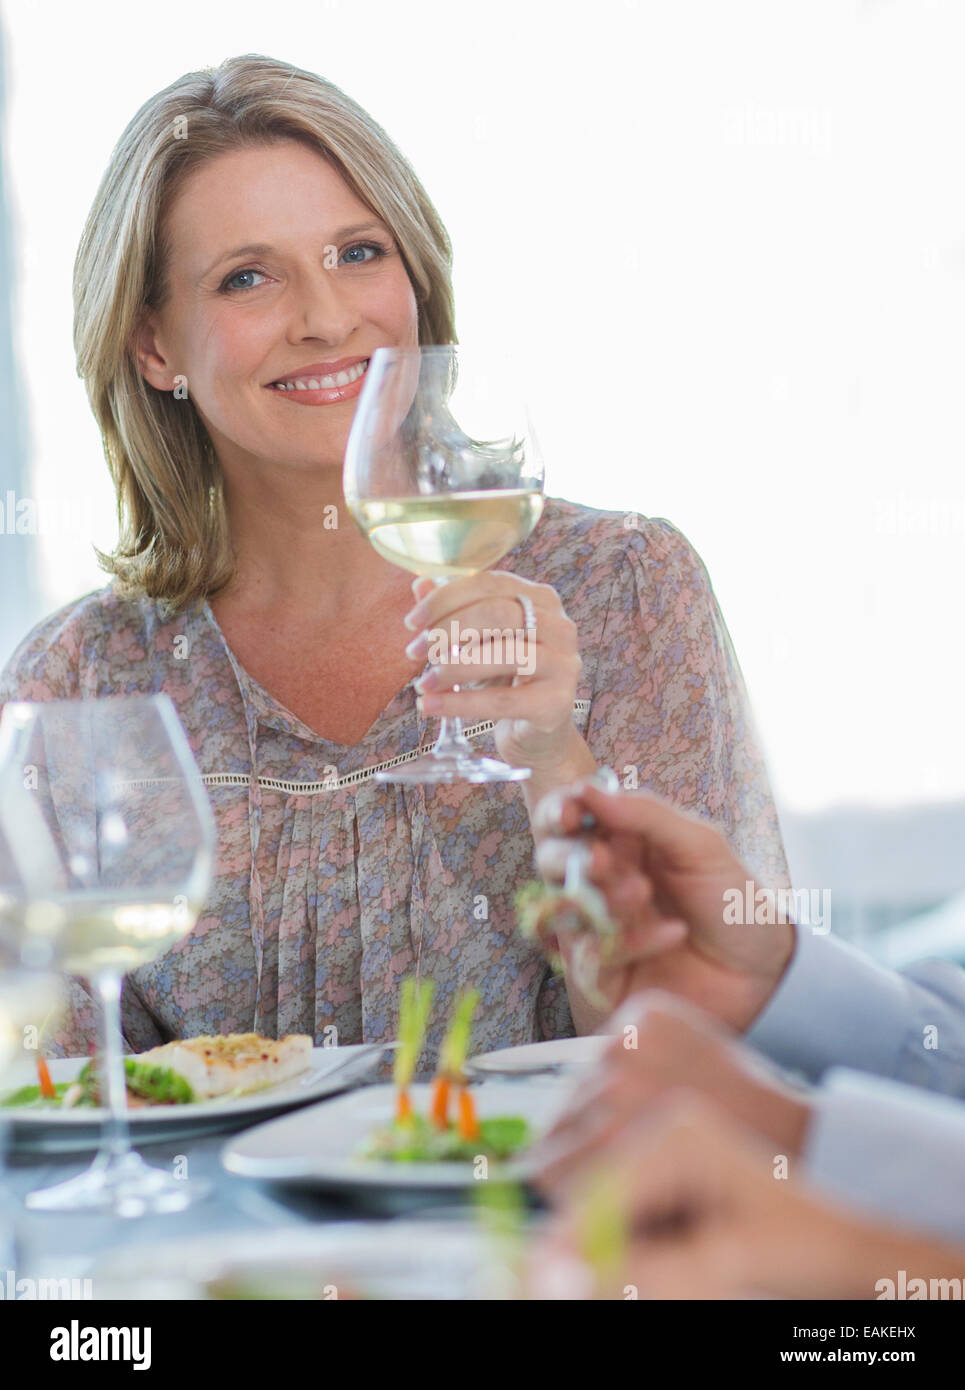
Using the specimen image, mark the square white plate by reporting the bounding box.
[220,1080,572,1190]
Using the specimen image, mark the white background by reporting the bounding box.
[2,0,963,818]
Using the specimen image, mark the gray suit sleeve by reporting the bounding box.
[802,1067,965,1243]
[746,924,965,1097]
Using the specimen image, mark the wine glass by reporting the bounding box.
[344,344,545,783]
[0,695,216,1215]
[0,960,61,1273]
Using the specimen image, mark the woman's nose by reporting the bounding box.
[286,265,361,344]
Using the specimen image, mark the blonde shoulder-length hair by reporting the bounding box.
[74,53,456,617]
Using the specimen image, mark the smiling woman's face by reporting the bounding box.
[138,139,420,472]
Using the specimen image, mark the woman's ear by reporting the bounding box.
[131,313,178,391]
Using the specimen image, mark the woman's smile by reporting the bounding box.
[266,354,370,406]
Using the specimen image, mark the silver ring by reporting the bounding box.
[515,592,538,633]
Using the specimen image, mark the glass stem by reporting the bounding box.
[93,972,131,1166]
[428,574,474,758]
[0,1117,18,1275]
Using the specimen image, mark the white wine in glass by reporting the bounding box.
[23,894,204,979]
[351,488,544,580]
[0,695,215,1216]
[344,345,545,783]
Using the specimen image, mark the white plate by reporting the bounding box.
[1,1045,388,1154]
[466,1034,611,1077]
[89,1219,530,1300]
[221,1080,571,1190]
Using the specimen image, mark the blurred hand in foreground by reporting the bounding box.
[530,991,812,1195]
[528,1093,965,1300]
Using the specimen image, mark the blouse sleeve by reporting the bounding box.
[0,608,167,1057]
[584,517,790,889]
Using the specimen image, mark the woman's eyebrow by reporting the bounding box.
[198,223,389,280]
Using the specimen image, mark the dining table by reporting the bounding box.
[0,1069,557,1300]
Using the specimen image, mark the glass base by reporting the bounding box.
[375,751,531,785]
[25,1149,211,1218]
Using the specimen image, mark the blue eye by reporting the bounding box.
[341,242,385,265]
[221,268,268,292]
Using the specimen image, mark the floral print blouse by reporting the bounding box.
[0,496,790,1064]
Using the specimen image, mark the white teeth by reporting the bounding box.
[273,360,368,392]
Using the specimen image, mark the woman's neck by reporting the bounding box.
[213,465,410,624]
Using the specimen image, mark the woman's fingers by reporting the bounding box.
[417,674,577,728]
[404,571,581,731]
[404,570,557,641]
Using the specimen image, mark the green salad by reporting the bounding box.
[1,1058,194,1109]
[363,1113,529,1163]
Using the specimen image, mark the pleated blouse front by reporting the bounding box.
[0,496,791,1064]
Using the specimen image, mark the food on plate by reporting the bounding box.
[515,766,621,949]
[390,976,435,1127]
[361,978,530,1163]
[133,1033,313,1100]
[0,1032,313,1109]
[514,872,616,944]
[514,851,617,1010]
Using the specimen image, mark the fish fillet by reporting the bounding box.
[135,1033,313,1099]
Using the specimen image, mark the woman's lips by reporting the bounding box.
[266,358,369,406]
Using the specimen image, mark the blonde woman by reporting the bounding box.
[0,55,788,1060]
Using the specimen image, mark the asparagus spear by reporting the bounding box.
[430,987,479,1131]
[393,976,435,1125]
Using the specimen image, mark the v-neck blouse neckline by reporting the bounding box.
[200,597,421,752]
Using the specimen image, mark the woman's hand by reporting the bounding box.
[529,1093,965,1300]
[403,572,594,785]
[532,781,796,1032]
[530,991,813,1194]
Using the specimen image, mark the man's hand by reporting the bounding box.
[530,992,812,1194]
[529,1092,965,1300]
[533,781,796,1031]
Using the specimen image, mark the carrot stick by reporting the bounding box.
[36,1055,55,1100]
[457,1086,480,1141]
[396,1087,414,1124]
[430,1075,450,1129]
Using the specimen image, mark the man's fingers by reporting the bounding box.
[535,836,616,885]
[597,918,689,971]
[532,1110,639,1194]
[533,786,591,838]
[577,784,720,854]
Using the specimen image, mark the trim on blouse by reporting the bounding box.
[195,699,593,795]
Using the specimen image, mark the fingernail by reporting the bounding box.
[404,604,427,631]
[404,633,425,659]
